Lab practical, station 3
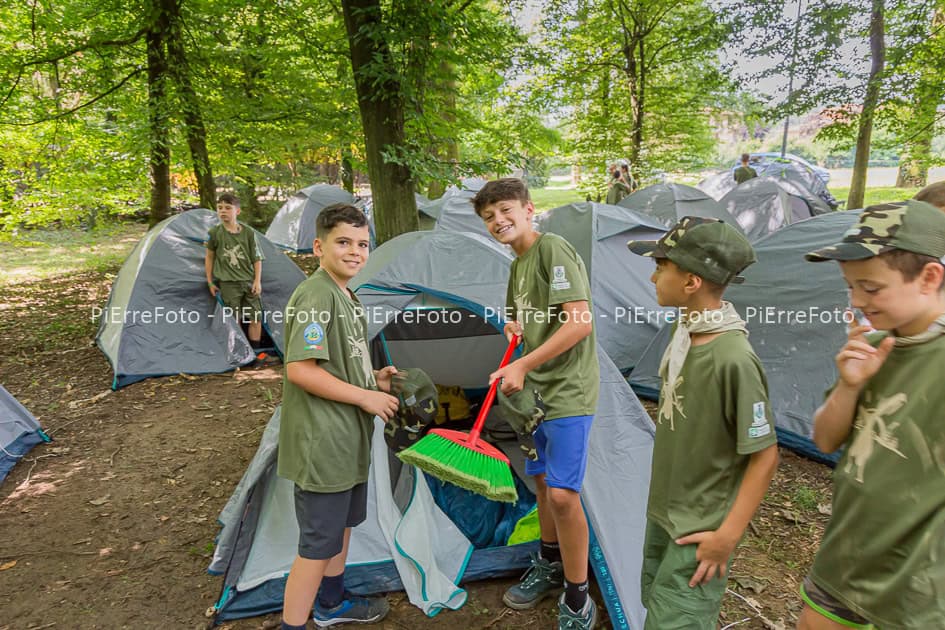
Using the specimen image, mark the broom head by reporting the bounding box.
[397,428,518,503]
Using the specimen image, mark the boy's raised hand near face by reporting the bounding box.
[836,322,895,390]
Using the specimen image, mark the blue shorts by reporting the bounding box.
[524,415,593,492]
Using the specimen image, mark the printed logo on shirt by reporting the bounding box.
[303,322,324,350]
[551,265,571,291]
[748,401,771,438]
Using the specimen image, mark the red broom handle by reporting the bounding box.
[467,335,520,446]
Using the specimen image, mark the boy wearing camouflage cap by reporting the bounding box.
[799,200,945,630]
[628,217,779,629]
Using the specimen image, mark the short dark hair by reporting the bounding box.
[217,192,240,208]
[472,178,530,216]
[740,153,750,163]
[915,181,945,211]
[879,249,944,286]
[316,203,369,240]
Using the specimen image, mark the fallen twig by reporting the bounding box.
[109,446,121,466]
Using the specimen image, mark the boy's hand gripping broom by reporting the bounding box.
[396,337,520,503]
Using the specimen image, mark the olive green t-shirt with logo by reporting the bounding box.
[810,336,945,629]
[207,222,263,282]
[506,233,599,420]
[648,330,777,539]
[277,268,377,493]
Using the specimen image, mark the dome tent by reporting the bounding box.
[96,209,305,388]
[209,229,655,629]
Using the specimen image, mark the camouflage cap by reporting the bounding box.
[627,216,756,285]
[496,383,546,462]
[805,200,945,262]
[384,368,438,453]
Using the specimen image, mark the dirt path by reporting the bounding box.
[0,264,833,629]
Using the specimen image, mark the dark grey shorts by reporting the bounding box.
[293,482,368,560]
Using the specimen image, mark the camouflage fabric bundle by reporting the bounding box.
[384,368,439,453]
[496,382,547,461]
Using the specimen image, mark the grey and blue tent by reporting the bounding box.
[617,183,740,229]
[96,209,306,389]
[720,176,832,241]
[264,184,361,253]
[537,202,670,372]
[1,385,50,483]
[432,191,490,237]
[628,211,861,464]
[209,230,655,628]
[700,159,832,204]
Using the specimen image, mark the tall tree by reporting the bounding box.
[341,0,417,243]
[146,0,172,225]
[164,0,215,209]
[895,3,945,187]
[847,0,885,211]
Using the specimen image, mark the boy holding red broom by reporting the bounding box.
[473,178,601,629]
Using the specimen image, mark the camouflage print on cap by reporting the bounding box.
[806,200,945,262]
[384,368,439,453]
[628,216,756,285]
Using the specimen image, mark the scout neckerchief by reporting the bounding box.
[659,301,748,388]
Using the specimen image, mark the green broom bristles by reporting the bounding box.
[398,433,518,503]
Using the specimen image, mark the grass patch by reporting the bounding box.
[0,223,146,286]
[793,485,823,512]
[828,186,919,209]
[530,188,586,212]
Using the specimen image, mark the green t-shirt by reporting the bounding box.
[207,223,263,282]
[811,336,945,628]
[277,268,378,493]
[506,233,599,420]
[733,166,757,184]
[647,330,777,539]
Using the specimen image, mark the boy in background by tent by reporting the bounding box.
[798,201,945,629]
[205,192,266,359]
[277,203,399,629]
[474,178,600,629]
[627,217,778,629]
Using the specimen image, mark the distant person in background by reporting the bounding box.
[606,166,631,205]
[733,153,758,185]
[915,180,945,210]
[621,163,637,192]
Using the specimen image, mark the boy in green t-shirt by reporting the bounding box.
[473,178,601,630]
[799,200,945,630]
[204,192,266,357]
[627,216,779,629]
[733,152,758,184]
[277,203,399,630]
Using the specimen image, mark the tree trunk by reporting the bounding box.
[341,0,417,244]
[426,56,459,200]
[896,6,944,188]
[632,37,645,167]
[341,150,355,193]
[847,0,885,210]
[164,0,215,209]
[146,7,171,227]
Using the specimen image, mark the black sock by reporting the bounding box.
[540,540,561,564]
[564,579,589,612]
[281,622,306,630]
[317,573,345,609]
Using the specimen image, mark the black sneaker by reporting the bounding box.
[312,594,390,626]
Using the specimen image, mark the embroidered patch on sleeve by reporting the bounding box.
[551,264,571,291]
[303,322,325,350]
[748,401,771,438]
